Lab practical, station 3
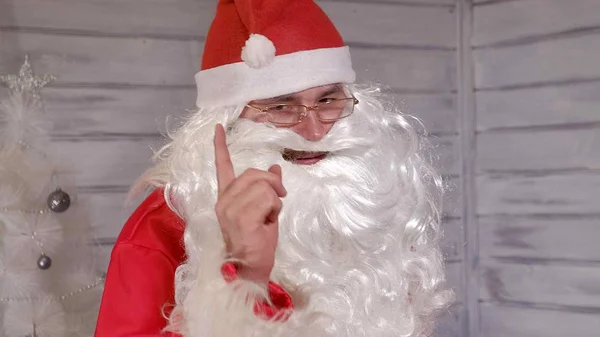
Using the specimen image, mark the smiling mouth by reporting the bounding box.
[282,149,329,165]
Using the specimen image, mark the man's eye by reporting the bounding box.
[266,104,291,112]
[318,98,334,104]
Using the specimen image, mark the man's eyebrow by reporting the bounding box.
[257,94,295,103]
[319,84,344,98]
[256,84,344,104]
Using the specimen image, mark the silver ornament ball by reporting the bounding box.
[37,254,52,270]
[47,189,70,213]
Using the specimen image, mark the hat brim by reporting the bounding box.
[194,46,356,109]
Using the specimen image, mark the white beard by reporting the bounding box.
[139,86,454,337]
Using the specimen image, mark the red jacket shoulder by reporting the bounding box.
[115,189,186,266]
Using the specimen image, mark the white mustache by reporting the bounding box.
[226,118,374,155]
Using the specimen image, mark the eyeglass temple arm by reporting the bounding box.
[245,104,268,113]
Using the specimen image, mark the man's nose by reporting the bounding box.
[293,109,331,141]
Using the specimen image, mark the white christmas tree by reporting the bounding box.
[0,56,104,337]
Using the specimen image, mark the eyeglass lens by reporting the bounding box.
[267,98,354,124]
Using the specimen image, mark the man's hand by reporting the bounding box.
[213,124,286,286]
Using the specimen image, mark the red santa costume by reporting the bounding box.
[95,0,455,336]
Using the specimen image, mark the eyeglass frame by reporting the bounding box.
[244,95,359,126]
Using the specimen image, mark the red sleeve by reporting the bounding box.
[221,262,294,320]
[94,190,293,336]
[95,243,181,337]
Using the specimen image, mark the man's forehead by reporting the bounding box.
[259,83,344,102]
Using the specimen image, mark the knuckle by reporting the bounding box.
[257,180,272,194]
[267,190,279,204]
[233,213,245,225]
[214,201,226,216]
[243,168,260,176]
[225,207,239,222]
[216,201,237,223]
[262,190,281,211]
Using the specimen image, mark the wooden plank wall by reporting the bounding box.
[0,0,464,335]
[0,0,210,272]
[471,0,600,336]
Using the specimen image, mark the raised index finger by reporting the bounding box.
[214,124,235,195]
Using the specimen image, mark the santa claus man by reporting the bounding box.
[95,0,454,336]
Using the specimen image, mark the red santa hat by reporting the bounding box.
[194,0,356,108]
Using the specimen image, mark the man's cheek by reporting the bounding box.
[242,113,268,124]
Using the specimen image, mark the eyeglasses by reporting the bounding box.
[245,95,359,126]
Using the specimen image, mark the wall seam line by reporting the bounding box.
[457,1,480,336]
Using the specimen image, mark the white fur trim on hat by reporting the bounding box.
[241,34,276,69]
[195,46,356,108]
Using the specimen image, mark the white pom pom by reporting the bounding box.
[241,34,276,69]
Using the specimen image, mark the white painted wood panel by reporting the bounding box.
[429,135,459,175]
[320,2,456,48]
[477,172,600,215]
[84,190,138,239]
[351,48,456,91]
[2,2,463,334]
[476,81,600,130]
[479,216,600,261]
[51,137,163,188]
[379,0,456,4]
[92,212,464,306]
[480,303,600,337]
[86,189,463,243]
[474,34,600,89]
[473,0,600,46]
[456,3,478,336]
[480,261,600,308]
[47,134,457,190]
[446,261,463,303]
[442,218,465,261]
[397,93,457,134]
[0,31,202,86]
[87,192,464,247]
[434,304,464,337]
[0,32,455,92]
[473,2,600,336]
[1,0,455,47]
[92,263,463,334]
[43,87,194,137]
[40,89,456,137]
[47,132,458,237]
[0,0,216,38]
[96,244,113,272]
[93,249,464,332]
[88,194,465,301]
[92,256,464,336]
[477,128,600,172]
[443,176,461,219]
